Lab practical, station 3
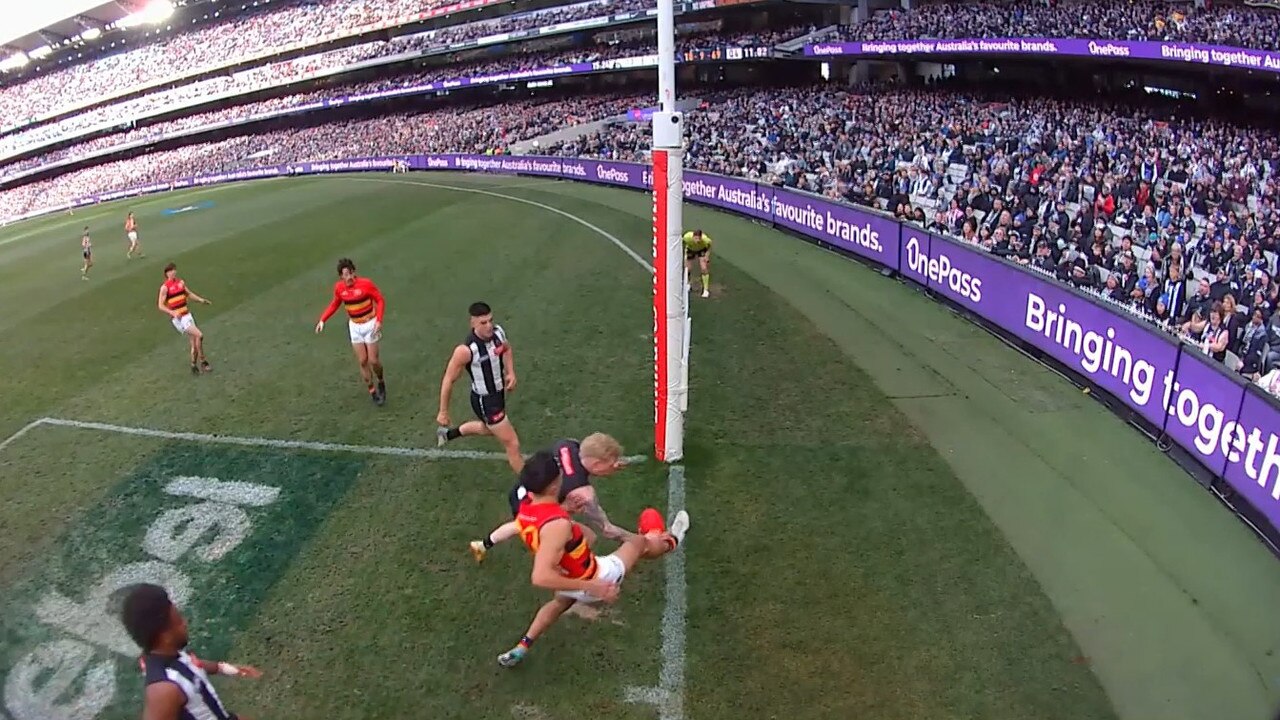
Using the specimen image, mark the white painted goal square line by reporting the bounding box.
[0,417,647,465]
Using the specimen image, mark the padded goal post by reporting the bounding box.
[652,0,687,463]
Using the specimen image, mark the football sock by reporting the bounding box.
[482,534,496,549]
[701,273,709,290]
[518,635,534,650]
[446,427,463,441]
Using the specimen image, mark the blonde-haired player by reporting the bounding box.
[469,433,633,562]
[683,228,712,298]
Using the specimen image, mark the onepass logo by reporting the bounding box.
[2,477,281,720]
[905,235,983,303]
[596,165,631,184]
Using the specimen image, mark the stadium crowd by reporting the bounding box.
[550,83,1280,375]
[0,0,492,127]
[0,21,788,165]
[829,0,1280,47]
[3,79,1280,380]
[0,95,641,218]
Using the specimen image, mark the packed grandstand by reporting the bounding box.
[2,0,1280,383]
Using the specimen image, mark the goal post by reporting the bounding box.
[652,0,687,463]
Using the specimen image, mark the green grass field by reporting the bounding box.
[1,172,1278,720]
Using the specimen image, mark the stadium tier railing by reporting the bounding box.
[18,152,1280,552]
[802,37,1280,73]
[0,0,750,168]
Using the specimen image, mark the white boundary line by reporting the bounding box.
[0,176,688,717]
[347,175,684,718]
[0,418,45,454]
[338,176,656,273]
[624,464,688,720]
[1,417,648,464]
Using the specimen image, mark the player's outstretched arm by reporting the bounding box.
[316,290,341,333]
[187,288,211,305]
[437,345,469,425]
[531,520,618,601]
[195,658,263,679]
[572,487,634,542]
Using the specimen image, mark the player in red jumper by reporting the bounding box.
[158,262,212,374]
[315,258,388,405]
[496,450,690,668]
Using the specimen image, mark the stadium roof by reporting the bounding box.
[0,1,141,54]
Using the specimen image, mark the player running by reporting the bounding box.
[121,583,263,720]
[158,262,213,374]
[436,301,522,472]
[469,433,630,563]
[496,450,690,668]
[125,211,144,258]
[80,226,92,280]
[683,228,713,298]
[315,258,388,405]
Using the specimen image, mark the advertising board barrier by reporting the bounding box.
[804,37,1280,75]
[35,153,1280,544]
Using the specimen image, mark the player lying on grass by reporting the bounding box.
[469,433,630,562]
[497,450,689,668]
[122,583,263,720]
[315,258,388,406]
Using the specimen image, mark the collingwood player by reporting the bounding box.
[469,434,629,563]
[121,583,263,720]
[436,302,523,472]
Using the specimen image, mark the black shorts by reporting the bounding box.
[507,483,526,516]
[685,248,708,260]
[470,391,507,426]
[82,249,92,259]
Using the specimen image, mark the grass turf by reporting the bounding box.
[0,171,1137,719]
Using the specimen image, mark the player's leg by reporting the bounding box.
[186,330,200,373]
[442,392,509,449]
[699,253,711,297]
[617,509,691,569]
[498,595,576,668]
[487,418,523,473]
[189,324,210,372]
[350,342,378,401]
[365,338,386,402]
[471,484,525,562]
[471,519,519,562]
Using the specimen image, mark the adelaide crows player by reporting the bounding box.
[496,451,689,668]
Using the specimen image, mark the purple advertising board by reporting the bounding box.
[1229,390,1280,520]
[770,187,900,267]
[804,37,1280,74]
[35,151,1280,536]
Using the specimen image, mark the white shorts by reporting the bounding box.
[348,318,381,345]
[171,313,196,334]
[557,553,626,603]
[127,231,138,243]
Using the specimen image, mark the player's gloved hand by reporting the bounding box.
[314,321,325,334]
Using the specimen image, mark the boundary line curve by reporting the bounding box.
[337,175,656,273]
